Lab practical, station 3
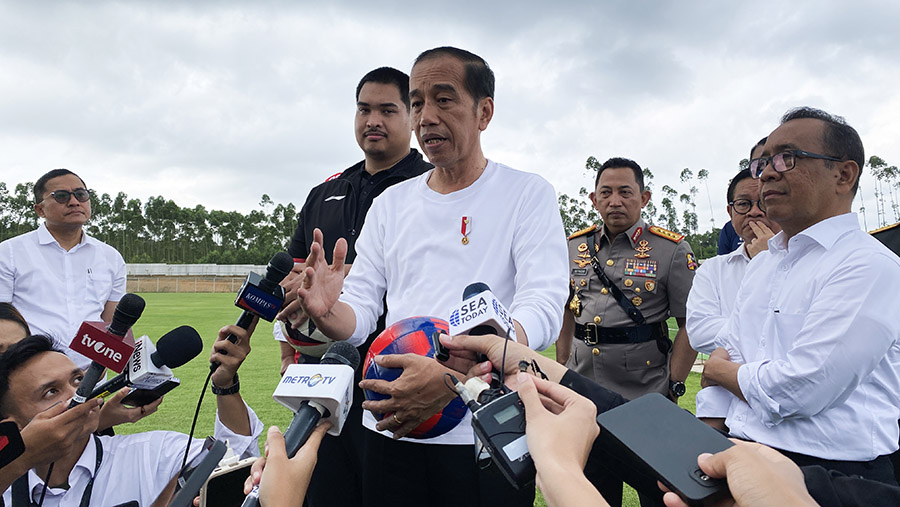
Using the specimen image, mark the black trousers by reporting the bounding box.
[777,448,898,487]
[361,429,535,507]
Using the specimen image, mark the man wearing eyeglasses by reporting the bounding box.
[0,169,126,370]
[701,107,900,484]
[686,139,782,431]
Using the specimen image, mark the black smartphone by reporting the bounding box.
[0,420,25,468]
[121,378,181,407]
[595,393,733,506]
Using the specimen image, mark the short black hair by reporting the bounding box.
[595,157,644,191]
[780,107,864,195]
[750,136,767,161]
[413,47,495,106]
[34,169,87,203]
[0,303,30,336]
[356,67,411,111]
[0,335,57,419]
[727,169,754,203]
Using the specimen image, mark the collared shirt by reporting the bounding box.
[719,213,900,460]
[686,245,750,354]
[2,407,263,506]
[0,223,126,369]
[686,245,750,418]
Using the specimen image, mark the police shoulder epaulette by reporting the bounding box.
[870,221,900,235]
[568,224,598,240]
[649,225,684,243]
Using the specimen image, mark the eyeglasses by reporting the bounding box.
[749,149,843,179]
[44,188,91,204]
[728,199,764,215]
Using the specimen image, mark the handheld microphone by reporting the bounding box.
[448,282,516,339]
[68,293,145,408]
[211,252,293,372]
[241,341,360,507]
[89,325,204,399]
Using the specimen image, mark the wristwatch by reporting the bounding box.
[669,379,686,398]
[211,373,240,396]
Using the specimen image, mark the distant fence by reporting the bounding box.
[126,263,268,293]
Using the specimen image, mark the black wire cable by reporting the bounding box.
[181,369,213,469]
[37,461,53,506]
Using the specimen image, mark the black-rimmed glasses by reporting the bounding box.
[749,149,843,179]
[728,199,764,215]
[44,188,91,204]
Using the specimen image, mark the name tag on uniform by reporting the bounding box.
[624,258,657,278]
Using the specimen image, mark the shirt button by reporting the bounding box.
[592,348,600,356]
[606,259,614,266]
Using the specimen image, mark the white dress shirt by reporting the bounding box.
[2,407,263,507]
[719,213,900,460]
[686,245,750,418]
[0,223,126,369]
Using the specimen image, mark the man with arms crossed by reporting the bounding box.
[294,47,568,506]
[686,139,781,430]
[0,169,126,370]
[702,107,900,484]
[277,66,432,506]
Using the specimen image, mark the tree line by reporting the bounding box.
[2,154,895,264]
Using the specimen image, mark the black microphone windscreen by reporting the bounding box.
[266,252,294,284]
[463,282,491,300]
[108,293,146,336]
[150,325,204,368]
[321,341,360,371]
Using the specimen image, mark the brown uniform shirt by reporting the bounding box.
[565,219,697,399]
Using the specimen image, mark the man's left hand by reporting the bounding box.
[98,388,163,429]
[359,354,459,439]
[701,347,730,388]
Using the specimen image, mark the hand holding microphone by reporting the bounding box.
[211,252,292,372]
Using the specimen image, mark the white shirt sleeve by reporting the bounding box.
[686,259,727,354]
[507,178,568,351]
[341,199,387,346]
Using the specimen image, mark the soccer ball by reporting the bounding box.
[281,312,335,359]
[363,316,468,439]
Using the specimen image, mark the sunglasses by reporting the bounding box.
[44,188,91,204]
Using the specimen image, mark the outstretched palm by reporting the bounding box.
[297,228,348,321]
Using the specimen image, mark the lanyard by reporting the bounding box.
[11,435,102,507]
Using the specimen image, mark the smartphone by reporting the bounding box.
[198,457,256,507]
[0,420,25,468]
[595,393,733,506]
[121,378,181,407]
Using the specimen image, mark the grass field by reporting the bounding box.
[119,293,702,507]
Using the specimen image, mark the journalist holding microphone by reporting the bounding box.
[0,321,263,506]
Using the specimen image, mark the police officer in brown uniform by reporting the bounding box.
[556,157,698,507]
[556,157,698,402]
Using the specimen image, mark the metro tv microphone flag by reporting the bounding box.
[90,325,204,399]
[241,341,360,507]
[211,252,293,372]
[68,293,145,408]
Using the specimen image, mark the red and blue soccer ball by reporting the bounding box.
[363,316,468,439]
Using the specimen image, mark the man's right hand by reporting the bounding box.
[20,399,102,467]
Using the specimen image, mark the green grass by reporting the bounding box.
[121,293,703,507]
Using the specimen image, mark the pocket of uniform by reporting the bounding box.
[623,343,666,371]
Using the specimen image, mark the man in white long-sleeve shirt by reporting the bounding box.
[0,324,263,506]
[686,140,781,430]
[702,106,900,485]
[295,47,568,507]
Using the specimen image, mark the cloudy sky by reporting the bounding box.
[2,0,899,231]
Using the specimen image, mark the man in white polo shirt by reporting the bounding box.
[0,169,126,370]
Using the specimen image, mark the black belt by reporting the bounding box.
[574,322,665,346]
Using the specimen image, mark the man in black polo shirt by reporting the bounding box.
[276,66,432,507]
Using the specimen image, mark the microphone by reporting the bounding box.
[241,341,360,507]
[89,325,204,399]
[211,252,293,372]
[448,282,516,339]
[68,293,145,408]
